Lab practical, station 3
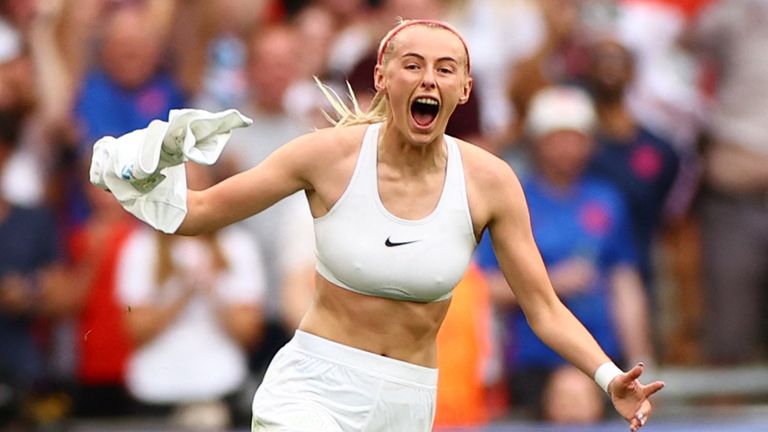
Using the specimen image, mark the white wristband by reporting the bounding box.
[594,362,623,393]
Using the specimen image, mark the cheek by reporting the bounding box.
[539,140,591,170]
[559,143,591,165]
[384,76,412,102]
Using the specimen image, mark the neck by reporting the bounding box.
[378,122,447,176]
[541,171,577,191]
[536,157,580,190]
[598,102,636,140]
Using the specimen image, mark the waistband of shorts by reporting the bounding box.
[290,330,438,387]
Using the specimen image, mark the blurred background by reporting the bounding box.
[1,0,767,430]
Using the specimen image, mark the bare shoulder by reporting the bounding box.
[455,138,526,229]
[274,125,366,179]
[456,138,522,194]
[283,124,368,170]
[274,123,370,203]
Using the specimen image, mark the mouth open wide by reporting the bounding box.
[411,97,440,128]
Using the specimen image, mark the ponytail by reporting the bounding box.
[314,77,388,128]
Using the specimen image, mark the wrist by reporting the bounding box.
[594,361,623,393]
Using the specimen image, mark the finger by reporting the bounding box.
[634,410,648,426]
[642,380,666,398]
[626,362,645,381]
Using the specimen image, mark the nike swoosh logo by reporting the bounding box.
[385,237,420,247]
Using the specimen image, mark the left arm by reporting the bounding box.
[214,304,262,348]
[484,161,611,378]
[472,153,663,430]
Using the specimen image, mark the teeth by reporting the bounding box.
[415,97,439,106]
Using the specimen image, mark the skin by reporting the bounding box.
[176,24,662,431]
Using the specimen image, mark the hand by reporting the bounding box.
[0,274,35,315]
[549,257,596,296]
[180,270,216,298]
[608,362,665,431]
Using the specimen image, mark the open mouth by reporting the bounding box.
[410,97,440,128]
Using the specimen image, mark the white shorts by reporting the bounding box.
[251,330,438,432]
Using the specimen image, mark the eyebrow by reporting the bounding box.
[401,52,459,64]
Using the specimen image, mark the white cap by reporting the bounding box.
[526,86,597,138]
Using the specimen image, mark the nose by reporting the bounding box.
[421,67,437,89]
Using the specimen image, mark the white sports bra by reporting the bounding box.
[313,123,477,303]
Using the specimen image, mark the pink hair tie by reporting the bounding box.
[376,19,471,74]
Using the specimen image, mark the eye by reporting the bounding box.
[405,63,420,70]
[438,66,454,74]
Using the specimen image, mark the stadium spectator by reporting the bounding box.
[688,0,768,364]
[583,37,681,288]
[116,165,266,429]
[0,107,60,428]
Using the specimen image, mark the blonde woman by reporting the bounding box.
[98,19,663,432]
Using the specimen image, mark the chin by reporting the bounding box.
[406,127,439,146]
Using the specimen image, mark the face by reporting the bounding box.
[247,26,301,113]
[374,25,472,145]
[0,58,33,111]
[586,40,634,98]
[535,130,594,183]
[295,6,335,77]
[101,8,164,89]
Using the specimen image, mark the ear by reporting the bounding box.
[374,64,386,92]
[458,76,473,105]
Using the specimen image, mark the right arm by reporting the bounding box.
[177,130,324,235]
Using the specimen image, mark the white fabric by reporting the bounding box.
[252,330,437,432]
[313,123,476,303]
[89,108,252,233]
[117,226,265,403]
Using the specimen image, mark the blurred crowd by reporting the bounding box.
[1,0,767,430]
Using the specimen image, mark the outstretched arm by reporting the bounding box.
[480,158,663,430]
[177,132,316,235]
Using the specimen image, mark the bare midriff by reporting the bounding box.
[298,273,452,368]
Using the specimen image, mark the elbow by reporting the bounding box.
[174,190,210,236]
[174,218,200,236]
[225,307,264,349]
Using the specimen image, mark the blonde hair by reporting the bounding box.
[314,78,389,127]
[316,19,470,128]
